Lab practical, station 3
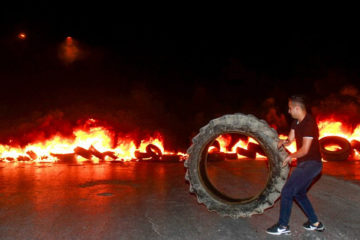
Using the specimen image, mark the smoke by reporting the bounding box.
[58,37,81,64]
[259,85,360,134]
[0,110,73,146]
[0,107,170,150]
[0,84,179,150]
[2,85,360,151]
[261,97,288,132]
[340,85,360,97]
[312,85,360,127]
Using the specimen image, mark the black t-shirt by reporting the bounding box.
[290,114,322,163]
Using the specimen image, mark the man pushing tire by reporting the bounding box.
[266,95,325,236]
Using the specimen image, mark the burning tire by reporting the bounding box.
[184,113,289,218]
[146,144,163,160]
[236,147,256,159]
[319,136,351,161]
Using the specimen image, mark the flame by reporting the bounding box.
[113,139,137,160]
[208,146,217,153]
[355,150,360,159]
[324,145,342,151]
[208,135,266,160]
[0,119,184,163]
[215,135,232,153]
[138,136,164,153]
[73,127,114,152]
[1,117,360,163]
[231,138,248,152]
[207,117,360,161]
[318,119,360,160]
[281,118,360,160]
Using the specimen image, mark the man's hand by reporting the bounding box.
[277,139,285,149]
[282,155,292,167]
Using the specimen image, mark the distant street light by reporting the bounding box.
[18,32,26,40]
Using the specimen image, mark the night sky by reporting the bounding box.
[1,9,360,149]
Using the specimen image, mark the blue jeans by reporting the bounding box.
[278,160,322,226]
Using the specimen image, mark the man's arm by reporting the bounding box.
[277,129,295,148]
[282,137,312,167]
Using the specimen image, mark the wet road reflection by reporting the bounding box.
[0,160,359,239]
[207,159,269,199]
[0,162,183,239]
[322,160,360,184]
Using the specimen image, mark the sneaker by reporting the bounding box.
[303,221,325,232]
[266,223,291,235]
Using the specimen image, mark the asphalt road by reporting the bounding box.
[0,160,359,239]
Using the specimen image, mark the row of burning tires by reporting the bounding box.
[0,144,182,162]
[141,135,359,162]
[209,136,357,162]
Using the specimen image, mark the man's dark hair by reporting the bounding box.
[289,94,307,110]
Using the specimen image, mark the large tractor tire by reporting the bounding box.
[319,136,351,161]
[184,113,289,218]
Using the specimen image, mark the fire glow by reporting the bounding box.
[1,117,360,163]
[277,119,360,160]
[317,119,360,160]
[0,119,185,163]
[208,134,266,159]
[210,118,360,161]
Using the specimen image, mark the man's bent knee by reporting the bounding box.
[281,186,295,199]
